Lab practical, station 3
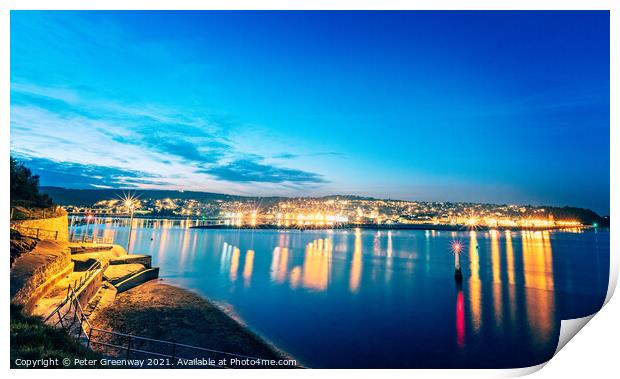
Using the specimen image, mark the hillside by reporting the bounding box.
[39,186,607,226]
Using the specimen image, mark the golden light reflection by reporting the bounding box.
[468,231,481,333]
[505,231,515,285]
[490,231,501,283]
[505,231,517,326]
[278,248,289,283]
[230,247,240,281]
[289,266,301,289]
[521,230,555,350]
[349,229,363,293]
[156,224,170,262]
[490,230,503,328]
[542,231,554,290]
[521,231,554,290]
[302,238,332,291]
[243,250,254,286]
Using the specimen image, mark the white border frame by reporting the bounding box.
[1,2,617,378]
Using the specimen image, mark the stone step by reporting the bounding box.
[69,244,127,258]
[69,245,113,254]
[71,253,109,272]
[115,267,160,293]
[104,263,147,285]
[32,268,102,318]
[110,254,152,268]
[83,281,117,320]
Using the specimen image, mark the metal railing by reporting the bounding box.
[72,260,102,293]
[69,232,113,245]
[44,260,102,327]
[44,286,288,368]
[11,225,60,240]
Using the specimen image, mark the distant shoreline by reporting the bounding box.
[189,223,597,232]
[67,213,601,231]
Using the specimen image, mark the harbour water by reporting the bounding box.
[73,218,609,368]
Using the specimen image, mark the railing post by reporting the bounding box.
[57,309,64,328]
[126,336,132,359]
[36,229,40,239]
[55,231,59,240]
[69,301,79,326]
[87,326,93,348]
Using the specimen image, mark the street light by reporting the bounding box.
[123,195,137,252]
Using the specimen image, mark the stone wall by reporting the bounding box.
[11,213,69,242]
[75,269,104,309]
[10,240,73,313]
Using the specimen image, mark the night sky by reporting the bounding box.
[10,11,610,213]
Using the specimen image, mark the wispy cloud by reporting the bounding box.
[9,12,342,194]
[199,158,327,184]
[10,81,333,190]
[14,155,170,188]
[272,152,345,160]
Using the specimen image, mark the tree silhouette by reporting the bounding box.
[10,158,52,207]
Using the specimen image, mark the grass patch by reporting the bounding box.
[10,303,101,368]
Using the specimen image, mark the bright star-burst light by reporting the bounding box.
[451,240,463,254]
[118,191,140,210]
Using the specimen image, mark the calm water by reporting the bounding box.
[74,218,609,368]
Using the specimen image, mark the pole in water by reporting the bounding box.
[452,241,463,282]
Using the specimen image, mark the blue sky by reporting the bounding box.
[10,11,610,213]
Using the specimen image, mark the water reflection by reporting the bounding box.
[490,230,503,329]
[271,247,290,283]
[243,250,255,286]
[220,243,232,274]
[350,229,363,293]
[505,231,517,327]
[521,231,555,351]
[289,266,301,289]
[468,231,481,333]
[385,231,394,284]
[456,287,465,348]
[302,238,332,291]
[70,218,608,368]
[230,247,240,281]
